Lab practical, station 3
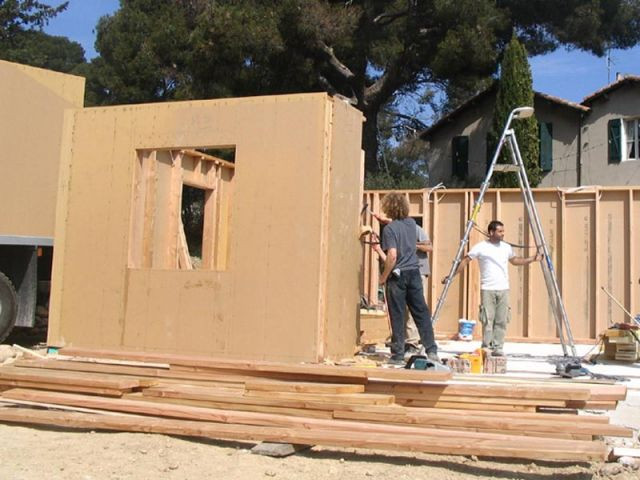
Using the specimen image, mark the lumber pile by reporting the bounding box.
[0,348,631,463]
[602,328,640,362]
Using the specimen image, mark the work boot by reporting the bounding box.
[386,355,405,366]
[426,351,441,363]
[404,344,425,360]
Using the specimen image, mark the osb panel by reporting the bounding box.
[632,191,640,317]
[526,191,561,339]
[0,60,84,238]
[49,94,363,362]
[563,195,596,339]
[323,99,365,359]
[598,190,630,328]
[431,192,467,334]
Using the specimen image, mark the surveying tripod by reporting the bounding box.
[432,107,577,357]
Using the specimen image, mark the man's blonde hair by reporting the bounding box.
[381,192,409,220]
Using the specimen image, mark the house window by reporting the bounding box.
[608,118,640,163]
[608,119,622,163]
[624,119,640,161]
[128,148,235,271]
[452,136,469,179]
[538,122,553,172]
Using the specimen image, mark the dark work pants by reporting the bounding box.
[385,268,437,359]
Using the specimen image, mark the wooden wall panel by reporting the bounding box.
[431,192,467,334]
[323,99,366,360]
[632,191,640,318]
[598,190,630,328]
[362,187,640,342]
[499,192,528,339]
[49,94,364,362]
[527,191,562,340]
[563,194,596,339]
[0,60,84,238]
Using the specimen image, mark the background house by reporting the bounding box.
[421,75,640,187]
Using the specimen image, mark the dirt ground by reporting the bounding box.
[0,422,637,480]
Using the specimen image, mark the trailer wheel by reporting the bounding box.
[0,272,18,342]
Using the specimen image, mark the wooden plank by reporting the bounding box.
[366,381,591,401]
[336,404,611,423]
[394,398,535,412]
[143,385,390,411]
[13,359,248,386]
[0,407,608,461]
[565,400,618,410]
[389,392,566,408]
[201,187,216,270]
[0,381,124,397]
[332,408,632,438]
[134,393,336,419]
[165,151,183,268]
[0,366,142,390]
[244,380,365,394]
[243,390,394,406]
[141,150,157,268]
[180,149,235,169]
[177,219,193,270]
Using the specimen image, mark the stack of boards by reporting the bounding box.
[0,347,631,462]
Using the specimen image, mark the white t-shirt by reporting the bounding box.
[467,240,515,291]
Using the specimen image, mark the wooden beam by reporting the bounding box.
[180,149,235,169]
[245,380,365,394]
[177,218,193,270]
[0,407,608,461]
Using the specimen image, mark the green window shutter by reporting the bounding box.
[452,136,469,179]
[539,122,553,172]
[608,118,622,164]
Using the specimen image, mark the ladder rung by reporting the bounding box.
[493,164,520,172]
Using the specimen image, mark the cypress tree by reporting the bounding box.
[489,35,541,187]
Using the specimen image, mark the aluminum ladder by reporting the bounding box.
[431,106,577,357]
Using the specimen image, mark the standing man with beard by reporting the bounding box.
[444,220,542,356]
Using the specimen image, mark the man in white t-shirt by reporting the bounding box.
[443,220,542,356]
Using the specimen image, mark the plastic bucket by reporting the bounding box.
[457,319,476,341]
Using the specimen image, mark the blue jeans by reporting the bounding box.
[385,269,437,359]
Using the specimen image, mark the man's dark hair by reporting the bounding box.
[487,220,504,233]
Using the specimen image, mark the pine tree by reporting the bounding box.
[489,35,541,187]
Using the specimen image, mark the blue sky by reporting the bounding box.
[43,0,640,105]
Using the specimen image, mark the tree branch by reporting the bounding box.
[318,40,355,81]
[373,10,409,27]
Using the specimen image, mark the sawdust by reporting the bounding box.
[0,423,638,480]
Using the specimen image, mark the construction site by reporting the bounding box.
[0,58,639,480]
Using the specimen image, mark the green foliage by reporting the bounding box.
[0,1,82,73]
[0,0,68,41]
[489,35,541,188]
[364,171,426,190]
[1,29,84,72]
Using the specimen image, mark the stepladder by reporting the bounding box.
[432,107,577,357]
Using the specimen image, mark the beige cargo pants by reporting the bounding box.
[479,289,510,353]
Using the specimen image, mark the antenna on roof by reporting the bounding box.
[606,47,616,84]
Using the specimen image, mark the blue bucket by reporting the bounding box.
[458,319,476,341]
